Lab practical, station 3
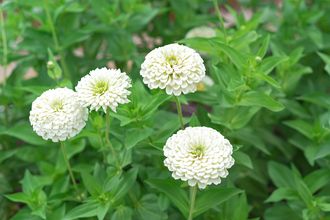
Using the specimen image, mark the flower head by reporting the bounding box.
[29,88,88,142]
[75,67,131,112]
[164,127,234,189]
[185,26,216,39]
[140,44,205,96]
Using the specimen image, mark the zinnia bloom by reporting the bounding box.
[140,44,205,96]
[185,26,216,39]
[29,88,88,142]
[75,67,131,112]
[164,127,234,189]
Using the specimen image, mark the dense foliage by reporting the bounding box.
[1,0,330,219]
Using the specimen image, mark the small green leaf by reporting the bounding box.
[268,161,296,188]
[255,72,281,89]
[283,120,314,140]
[189,113,200,127]
[256,56,287,75]
[147,179,189,218]
[5,192,30,203]
[318,52,330,74]
[112,168,138,202]
[64,201,99,220]
[256,34,270,58]
[81,171,102,197]
[233,151,253,169]
[304,169,330,193]
[193,187,242,217]
[265,188,298,202]
[111,206,133,220]
[238,91,284,112]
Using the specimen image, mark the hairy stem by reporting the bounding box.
[188,186,198,220]
[174,96,184,129]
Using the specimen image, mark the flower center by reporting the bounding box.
[93,80,109,95]
[166,55,178,67]
[190,145,205,159]
[51,100,63,112]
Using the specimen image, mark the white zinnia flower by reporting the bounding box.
[185,26,216,39]
[75,67,131,112]
[164,127,235,189]
[140,44,206,96]
[29,88,88,142]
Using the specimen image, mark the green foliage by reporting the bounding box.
[1,0,330,219]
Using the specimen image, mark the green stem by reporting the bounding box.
[43,0,70,79]
[174,96,184,129]
[212,0,228,43]
[0,7,8,128]
[188,186,198,220]
[105,109,120,168]
[60,142,81,199]
[0,7,7,86]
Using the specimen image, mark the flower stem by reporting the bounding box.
[174,96,184,129]
[212,0,228,43]
[0,7,9,128]
[0,7,8,87]
[105,109,120,168]
[43,0,71,80]
[60,142,80,199]
[188,186,198,220]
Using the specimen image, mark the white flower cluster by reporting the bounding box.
[164,127,235,189]
[29,88,88,142]
[75,67,131,112]
[140,44,205,96]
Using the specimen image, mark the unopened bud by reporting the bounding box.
[47,61,55,70]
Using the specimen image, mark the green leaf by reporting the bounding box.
[141,94,171,120]
[265,205,301,220]
[265,188,298,202]
[283,120,314,140]
[238,91,284,112]
[64,201,99,220]
[299,93,330,109]
[304,169,330,193]
[81,171,102,197]
[5,192,30,203]
[111,206,133,220]
[255,72,281,89]
[268,161,296,188]
[147,179,189,218]
[189,113,200,127]
[134,194,167,220]
[318,52,330,74]
[214,41,247,69]
[0,149,17,163]
[193,187,242,217]
[125,128,153,149]
[256,56,287,75]
[112,168,138,202]
[209,106,260,130]
[0,122,48,145]
[233,151,253,169]
[256,34,270,58]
